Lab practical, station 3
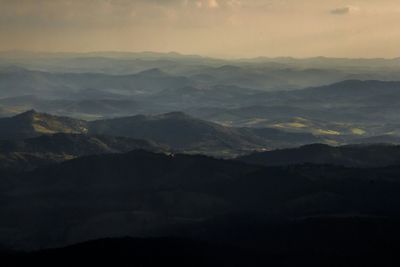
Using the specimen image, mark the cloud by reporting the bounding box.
[330,6,359,15]
[208,0,219,8]
[190,0,236,9]
[147,0,221,9]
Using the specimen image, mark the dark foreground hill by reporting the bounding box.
[3,150,400,249]
[3,220,400,267]
[238,143,400,167]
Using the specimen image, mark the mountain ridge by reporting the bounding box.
[0,110,320,156]
[237,143,400,167]
[0,133,167,171]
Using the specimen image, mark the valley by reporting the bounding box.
[1,51,400,266]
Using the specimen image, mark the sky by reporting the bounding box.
[0,0,399,58]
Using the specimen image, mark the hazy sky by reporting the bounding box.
[1,0,399,58]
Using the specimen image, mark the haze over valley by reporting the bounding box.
[2,0,400,266]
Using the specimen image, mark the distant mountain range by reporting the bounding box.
[0,67,191,99]
[2,55,400,101]
[2,50,400,73]
[1,70,400,140]
[191,80,400,139]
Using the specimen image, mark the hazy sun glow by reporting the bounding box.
[1,0,399,58]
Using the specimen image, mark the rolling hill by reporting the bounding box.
[88,111,265,154]
[0,110,320,156]
[0,110,87,140]
[0,133,166,171]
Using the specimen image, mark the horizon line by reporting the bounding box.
[0,49,399,61]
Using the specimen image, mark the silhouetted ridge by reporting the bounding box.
[156,111,190,119]
[306,80,400,94]
[14,109,37,118]
[238,143,400,167]
[137,68,167,77]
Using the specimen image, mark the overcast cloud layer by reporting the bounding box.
[0,0,399,58]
